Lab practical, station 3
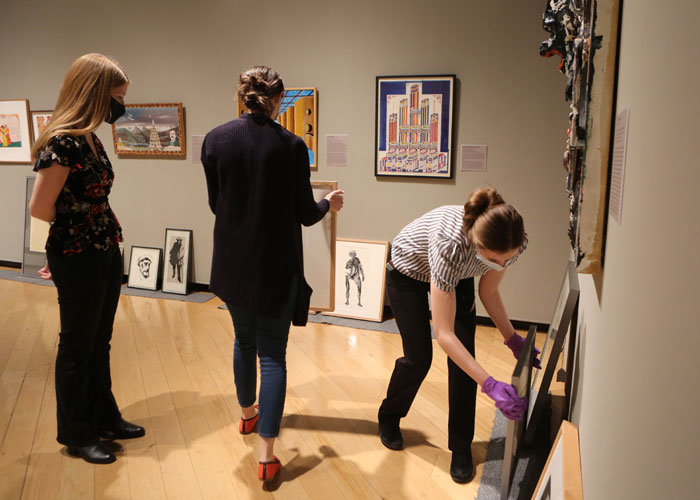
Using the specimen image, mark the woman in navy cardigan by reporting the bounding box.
[201,66,343,482]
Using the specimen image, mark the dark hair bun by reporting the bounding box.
[463,188,504,233]
[237,66,284,115]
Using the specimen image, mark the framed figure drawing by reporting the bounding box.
[303,181,337,311]
[325,239,389,322]
[127,246,161,291]
[31,110,53,141]
[162,228,192,294]
[525,261,580,445]
[237,87,318,169]
[501,325,537,500]
[375,75,455,178]
[111,103,186,158]
[0,99,33,164]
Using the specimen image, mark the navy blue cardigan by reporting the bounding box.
[201,113,329,326]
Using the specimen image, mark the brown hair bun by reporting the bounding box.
[237,66,284,116]
[463,188,525,252]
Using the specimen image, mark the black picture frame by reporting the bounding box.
[127,246,162,291]
[501,324,538,500]
[524,261,580,446]
[162,228,192,295]
[374,74,456,179]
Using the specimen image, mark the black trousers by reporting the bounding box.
[379,266,477,454]
[47,246,123,447]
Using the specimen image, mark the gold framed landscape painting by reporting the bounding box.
[111,103,186,158]
[0,99,33,164]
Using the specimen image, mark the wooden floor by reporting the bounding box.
[0,271,545,500]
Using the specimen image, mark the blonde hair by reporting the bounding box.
[237,66,284,116]
[32,53,129,157]
[463,188,525,252]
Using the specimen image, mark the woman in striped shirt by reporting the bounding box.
[378,188,540,484]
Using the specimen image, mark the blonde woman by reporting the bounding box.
[378,188,540,483]
[30,53,144,464]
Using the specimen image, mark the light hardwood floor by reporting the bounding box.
[0,273,546,500]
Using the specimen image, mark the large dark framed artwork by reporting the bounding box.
[540,0,621,273]
[162,228,192,295]
[524,261,580,446]
[501,325,538,500]
[375,75,455,179]
[111,103,186,158]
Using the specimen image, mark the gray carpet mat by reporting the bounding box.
[0,268,214,303]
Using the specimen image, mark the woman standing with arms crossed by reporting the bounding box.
[29,53,145,464]
[201,66,344,482]
[378,188,540,483]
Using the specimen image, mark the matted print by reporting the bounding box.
[31,110,53,141]
[237,87,318,169]
[162,228,192,294]
[375,75,455,178]
[325,239,389,322]
[127,246,161,291]
[0,99,33,164]
[111,103,186,158]
[303,181,337,311]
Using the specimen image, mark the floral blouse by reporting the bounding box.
[33,134,122,255]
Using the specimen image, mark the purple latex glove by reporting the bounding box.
[481,377,528,420]
[505,333,542,369]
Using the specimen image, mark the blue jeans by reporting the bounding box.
[227,276,298,438]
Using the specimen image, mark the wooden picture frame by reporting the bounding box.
[162,228,192,295]
[30,110,53,141]
[524,261,580,446]
[375,75,455,178]
[0,99,33,164]
[324,239,389,322]
[304,181,337,311]
[22,177,51,276]
[127,246,162,291]
[501,325,537,500]
[237,87,318,170]
[531,421,583,500]
[111,103,186,158]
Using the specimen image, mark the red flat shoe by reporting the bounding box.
[258,455,282,481]
[239,405,259,434]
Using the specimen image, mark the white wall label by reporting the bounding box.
[191,135,205,163]
[326,134,348,166]
[460,144,488,172]
[610,108,629,224]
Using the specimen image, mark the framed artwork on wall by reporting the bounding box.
[111,103,186,158]
[162,228,192,294]
[501,325,537,500]
[324,239,389,322]
[237,87,318,170]
[524,261,580,446]
[30,110,53,141]
[127,246,161,291]
[303,181,337,311]
[374,75,455,179]
[0,99,33,164]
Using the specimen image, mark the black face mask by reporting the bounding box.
[105,97,126,124]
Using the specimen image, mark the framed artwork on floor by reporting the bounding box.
[375,75,455,178]
[237,87,318,170]
[162,228,192,294]
[0,99,33,164]
[524,261,580,446]
[324,239,389,322]
[111,103,186,158]
[30,110,53,141]
[22,176,51,276]
[303,181,337,311]
[501,325,537,500]
[531,421,583,500]
[127,246,162,291]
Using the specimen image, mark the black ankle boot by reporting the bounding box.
[450,451,474,483]
[378,418,403,450]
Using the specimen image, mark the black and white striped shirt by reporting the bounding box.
[391,205,526,292]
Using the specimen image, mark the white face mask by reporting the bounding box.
[476,251,506,272]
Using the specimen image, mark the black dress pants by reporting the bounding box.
[47,246,122,447]
[378,266,477,454]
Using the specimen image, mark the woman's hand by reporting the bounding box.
[325,190,345,212]
[481,376,528,420]
[505,333,542,369]
[38,261,52,280]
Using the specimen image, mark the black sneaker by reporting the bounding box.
[378,418,403,450]
[450,451,474,483]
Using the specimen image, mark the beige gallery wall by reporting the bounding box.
[0,0,572,323]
